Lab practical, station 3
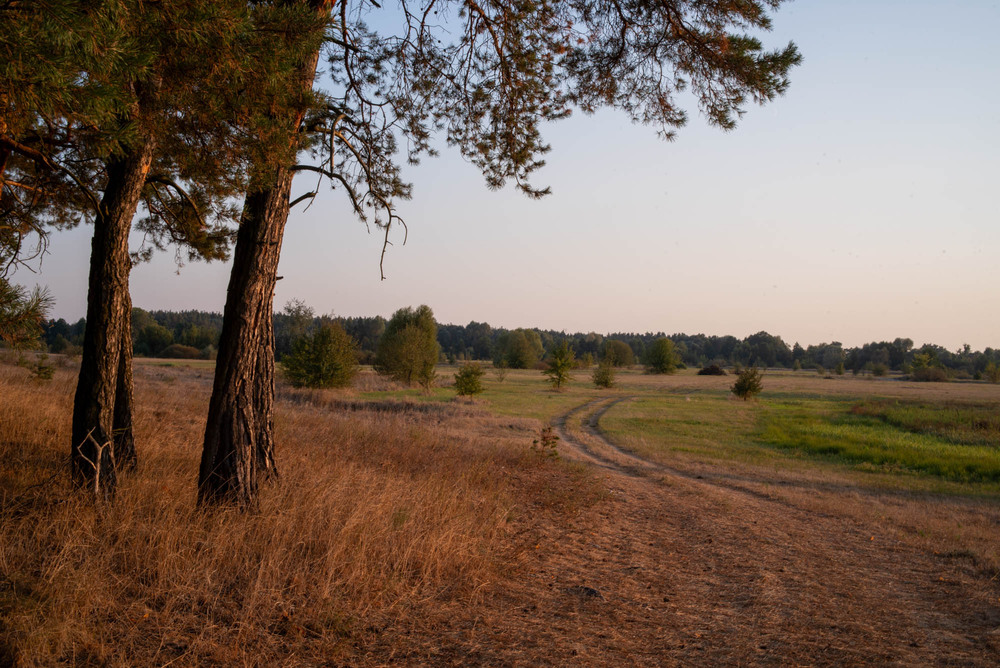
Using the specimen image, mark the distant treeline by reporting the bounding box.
[39,308,1000,378]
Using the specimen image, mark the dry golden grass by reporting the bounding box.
[4,361,1000,665]
[0,362,586,666]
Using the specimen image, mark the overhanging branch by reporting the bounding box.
[145,174,208,230]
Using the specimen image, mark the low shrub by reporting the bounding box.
[731,366,763,400]
[592,361,615,388]
[911,366,949,383]
[530,426,560,459]
[159,344,202,359]
[454,362,485,396]
[18,353,54,381]
[697,364,727,376]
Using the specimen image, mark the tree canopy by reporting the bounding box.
[374,305,440,387]
[645,337,680,374]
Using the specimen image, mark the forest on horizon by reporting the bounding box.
[33,305,1000,380]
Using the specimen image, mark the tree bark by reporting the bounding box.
[113,291,137,471]
[198,178,293,505]
[255,306,277,479]
[198,2,323,506]
[71,143,153,497]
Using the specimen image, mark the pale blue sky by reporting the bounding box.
[15,0,1000,350]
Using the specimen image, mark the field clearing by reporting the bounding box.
[2,359,1000,664]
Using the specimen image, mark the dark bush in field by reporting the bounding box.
[159,344,202,359]
[911,366,949,383]
[731,366,763,400]
[698,364,727,376]
[592,360,615,388]
[454,362,485,396]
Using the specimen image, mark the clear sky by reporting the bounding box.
[14,0,1000,351]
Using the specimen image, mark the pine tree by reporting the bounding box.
[544,341,575,390]
[2,1,324,497]
[203,0,801,505]
[282,322,359,389]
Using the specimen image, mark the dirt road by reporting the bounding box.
[362,398,1000,666]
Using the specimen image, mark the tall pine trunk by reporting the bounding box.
[198,14,323,505]
[71,143,153,496]
[198,178,292,505]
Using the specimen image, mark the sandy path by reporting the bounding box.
[361,398,1000,666]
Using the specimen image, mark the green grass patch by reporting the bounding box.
[849,400,1000,447]
[598,389,1000,493]
[757,400,1000,483]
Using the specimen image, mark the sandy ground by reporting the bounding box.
[354,397,1000,666]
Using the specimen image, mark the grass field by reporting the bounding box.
[598,370,1000,493]
[2,357,999,664]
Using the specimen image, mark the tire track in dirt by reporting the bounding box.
[530,397,1000,666]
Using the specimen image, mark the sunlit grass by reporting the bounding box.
[0,360,597,665]
[597,384,1000,495]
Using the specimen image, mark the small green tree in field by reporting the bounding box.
[543,341,575,390]
[282,323,358,389]
[592,360,615,388]
[454,362,485,396]
[644,337,679,374]
[731,366,763,400]
[374,305,440,388]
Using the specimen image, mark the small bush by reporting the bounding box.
[18,353,54,381]
[531,426,559,459]
[159,344,202,359]
[731,366,763,401]
[454,362,485,396]
[592,361,615,388]
[282,322,359,389]
[911,366,949,383]
[697,364,726,376]
[871,363,888,377]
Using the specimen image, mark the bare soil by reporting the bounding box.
[354,397,1000,666]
